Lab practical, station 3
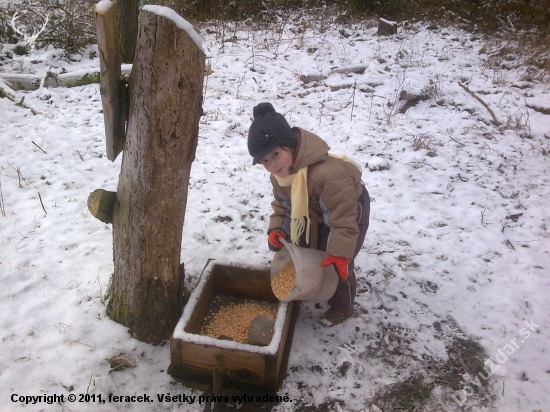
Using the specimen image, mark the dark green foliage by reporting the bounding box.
[1,0,548,54]
[148,0,550,37]
[13,44,28,56]
[0,0,96,54]
[407,0,550,35]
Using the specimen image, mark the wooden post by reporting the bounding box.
[94,1,126,161]
[106,6,205,344]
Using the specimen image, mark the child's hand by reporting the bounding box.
[268,230,286,252]
[321,255,352,281]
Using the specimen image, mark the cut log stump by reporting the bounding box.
[87,189,117,224]
[378,18,398,36]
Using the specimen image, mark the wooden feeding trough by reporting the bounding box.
[168,261,299,389]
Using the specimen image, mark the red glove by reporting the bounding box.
[321,255,352,281]
[268,231,286,252]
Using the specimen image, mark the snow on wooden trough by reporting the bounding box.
[168,260,299,389]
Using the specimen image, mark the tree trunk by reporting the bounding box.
[107,7,205,344]
[117,0,138,63]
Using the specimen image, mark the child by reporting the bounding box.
[248,102,370,326]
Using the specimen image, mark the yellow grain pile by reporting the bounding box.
[271,261,296,300]
[200,300,276,343]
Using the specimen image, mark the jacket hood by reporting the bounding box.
[292,128,330,170]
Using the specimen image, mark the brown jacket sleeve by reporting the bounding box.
[267,177,285,235]
[315,163,362,259]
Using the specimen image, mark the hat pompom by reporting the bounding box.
[253,102,275,118]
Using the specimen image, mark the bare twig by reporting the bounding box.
[77,139,97,161]
[86,374,93,394]
[38,192,47,215]
[384,68,407,125]
[8,163,27,187]
[501,220,510,233]
[318,97,325,126]
[333,101,353,112]
[0,177,5,217]
[32,141,47,154]
[459,82,501,126]
[70,340,92,348]
[350,80,356,121]
[406,161,437,170]
[203,56,211,97]
[448,135,465,147]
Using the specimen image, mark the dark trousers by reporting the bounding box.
[326,186,370,309]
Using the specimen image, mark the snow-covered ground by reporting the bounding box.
[1,11,549,412]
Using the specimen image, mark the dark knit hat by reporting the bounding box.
[248,102,296,165]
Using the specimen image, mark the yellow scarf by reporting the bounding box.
[274,154,362,245]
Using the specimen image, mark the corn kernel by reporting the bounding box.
[200,297,277,343]
[271,261,296,300]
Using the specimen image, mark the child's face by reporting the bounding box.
[260,146,294,177]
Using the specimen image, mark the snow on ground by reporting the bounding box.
[1,13,549,412]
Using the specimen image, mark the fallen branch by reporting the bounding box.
[0,78,41,115]
[458,82,501,126]
[300,64,368,84]
[0,65,132,91]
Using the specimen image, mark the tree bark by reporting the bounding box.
[117,0,139,63]
[107,7,205,344]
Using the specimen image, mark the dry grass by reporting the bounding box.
[504,108,531,136]
[107,353,136,373]
[411,133,434,151]
[384,69,407,125]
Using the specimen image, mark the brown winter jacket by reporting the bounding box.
[267,128,365,259]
